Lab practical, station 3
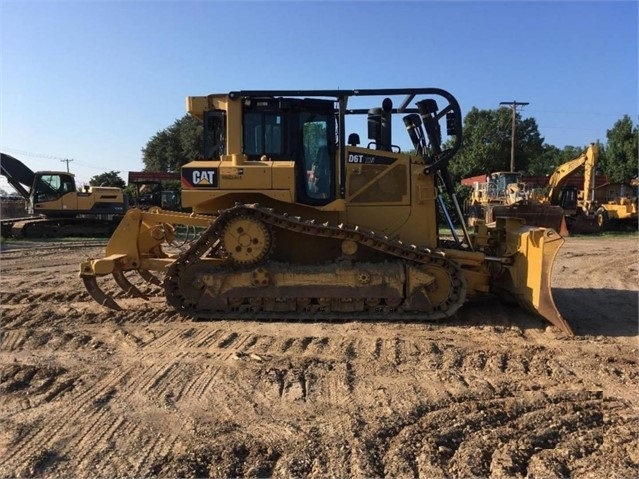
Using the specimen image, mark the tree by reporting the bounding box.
[89,171,126,188]
[142,115,203,172]
[448,107,546,182]
[599,115,638,183]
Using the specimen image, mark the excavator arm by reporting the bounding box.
[547,143,598,204]
[581,143,597,209]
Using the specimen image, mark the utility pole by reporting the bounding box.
[60,158,73,172]
[499,101,529,172]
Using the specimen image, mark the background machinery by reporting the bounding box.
[464,144,634,234]
[541,143,599,233]
[80,88,573,334]
[128,171,181,211]
[465,171,567,234]
[529,143,636,232]
[593,182,638,231]
[0,153,127,238]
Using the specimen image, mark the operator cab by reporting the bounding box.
[558,185,578,211]
[489,172,521,198]
[32,172,77,214]
[201,97,336,206]
[243,97,336,205]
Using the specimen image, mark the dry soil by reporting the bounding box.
[0,234,637,478]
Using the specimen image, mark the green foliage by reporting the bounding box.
[599,115,638,183]
[528,144,559,175]
[163,180,182,192]
[142,115,203,172]
[123,184,137,199]
[448,107,545,182]
[445,108,635,183]
[89,171,126,188]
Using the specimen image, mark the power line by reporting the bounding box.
[0,146,69,161]
[0,146,122,171]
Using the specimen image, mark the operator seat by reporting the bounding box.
[309,146,330,199]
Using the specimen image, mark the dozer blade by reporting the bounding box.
[82,276,122,311]
[494,219,572,335]
[492,203,568,236]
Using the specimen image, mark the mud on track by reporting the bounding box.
[0,236,637,478]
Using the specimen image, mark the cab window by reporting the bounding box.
[243,112,282,158]
[302,115,331,200]
[34,174,63,202]
[203,110,226,160]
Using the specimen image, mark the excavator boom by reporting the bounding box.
[547,143,597,205]
[0,153,34,200]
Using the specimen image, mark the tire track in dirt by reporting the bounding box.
[0,366,132,474]
[1,235,637,478]
[375,391,609,478]
[2,325,635,477]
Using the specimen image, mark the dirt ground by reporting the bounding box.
[0,234,637,478]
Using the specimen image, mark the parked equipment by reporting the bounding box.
[542,143,600,233]
[529,143,636,232]
[465,144,628,234]
[0,153,127,238]
[465,171,567,234]
[128,171,181,211]
[592,181,638,231]
[80,88,572,334]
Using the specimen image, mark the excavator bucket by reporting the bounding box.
[492,202,569,236]
[491,218,572,335]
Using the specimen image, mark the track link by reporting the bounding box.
[164,203,467,322]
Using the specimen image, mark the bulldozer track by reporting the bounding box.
[164,203,467,321]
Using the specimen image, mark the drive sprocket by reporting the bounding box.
[220,215,272,265]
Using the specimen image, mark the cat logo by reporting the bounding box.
[181,167,219,188]
[192,169,216,185]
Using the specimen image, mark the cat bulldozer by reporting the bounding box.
[0,153,127,238]
[80,88,573,335]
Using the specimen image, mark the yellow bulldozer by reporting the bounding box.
[80,88,573,334]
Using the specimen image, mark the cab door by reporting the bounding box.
[241,97,336,206]
[31,173,78,215]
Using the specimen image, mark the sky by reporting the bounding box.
[1,0,637,192]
